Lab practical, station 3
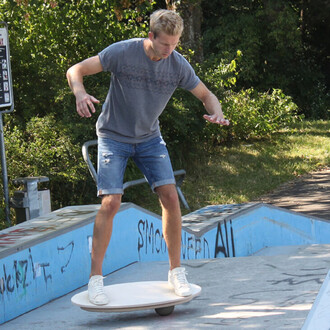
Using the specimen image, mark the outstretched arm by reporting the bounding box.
[190,81,230,125]
[66,55,103,118]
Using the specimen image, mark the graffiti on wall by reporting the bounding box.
[1,217,237,298]
[0,248,52,296]
[1,212,237,316]
[57,241,75,273]
[137,219,166,258]
[0,226,57,247]
[0,239,77,298]
[214,220,235,258]
[136,218,236,260]
[0,208,96,249]
[181,231,211,259]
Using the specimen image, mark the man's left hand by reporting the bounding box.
[203,114,230,126]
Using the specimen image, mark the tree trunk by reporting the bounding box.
[165,0,203,62]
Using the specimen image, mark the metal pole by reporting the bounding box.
[0,113,10,224]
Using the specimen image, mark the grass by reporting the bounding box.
[123,120,330,215]
[1,120,329,229]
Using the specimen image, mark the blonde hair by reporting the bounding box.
[150,9,183,38]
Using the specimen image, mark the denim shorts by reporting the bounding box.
[97,136,176,196]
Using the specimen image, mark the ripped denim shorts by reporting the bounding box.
[97,136,176,196]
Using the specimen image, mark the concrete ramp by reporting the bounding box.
[2,245,330,329]
[1,202,330,327]
[0,203,166,323]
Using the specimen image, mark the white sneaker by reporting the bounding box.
[88,275,109,305]
[168,267,192,297]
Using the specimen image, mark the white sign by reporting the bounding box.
[0,26,13,108]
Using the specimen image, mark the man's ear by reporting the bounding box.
[148,31,155,40]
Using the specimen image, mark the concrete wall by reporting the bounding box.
[198,204,330,258]
[1,203,330,324]
[0,204,167,323]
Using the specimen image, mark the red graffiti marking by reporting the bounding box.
[0,226,57,246]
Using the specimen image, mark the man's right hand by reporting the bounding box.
[66,55,103,118]
[76,92,100,118]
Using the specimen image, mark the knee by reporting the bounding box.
[158,186,179,209]
[100,195,121,216]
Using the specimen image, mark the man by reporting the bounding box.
[66,9,229,305]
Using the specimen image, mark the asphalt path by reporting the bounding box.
[256,167,330,221]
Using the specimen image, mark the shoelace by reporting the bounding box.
[174,270,188,288]
[91,277,105,296]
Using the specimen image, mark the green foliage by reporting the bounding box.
[181,120,330,213]
[201,0,329,119]
[160,52,301,165]
[0,0,153,122]
[4,115,97,210]
[0,0,324,226]
[199,54,302,143]
[109,120,330,216]
[0,0,154,224]
[159,54,240,164]
[219,88,301,141]
[202,2,263,87]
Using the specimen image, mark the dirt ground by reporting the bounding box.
[255,167,330,221]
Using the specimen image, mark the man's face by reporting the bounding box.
[149,31,180,60]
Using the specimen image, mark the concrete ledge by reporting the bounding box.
[0,204,100,258]
[302,270,330,330]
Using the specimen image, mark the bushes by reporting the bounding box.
[0,0,154,225]
[161,55,302,161]
[0,0,153,122]
[0,1,305,226]
[201,0,329,119]
[217,89,301,142]
[4,115,97,211]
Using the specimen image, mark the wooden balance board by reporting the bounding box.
[71,281,201,316]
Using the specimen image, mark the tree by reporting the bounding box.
[0,0,154,223]
[201,0,329,118]
[166,0,203,62]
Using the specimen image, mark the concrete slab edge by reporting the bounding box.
[302,270,330,330]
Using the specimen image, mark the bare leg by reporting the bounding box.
[156,184,182,270]
[90,194,122,277]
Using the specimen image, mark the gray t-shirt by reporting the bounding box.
[97,38,200,143]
